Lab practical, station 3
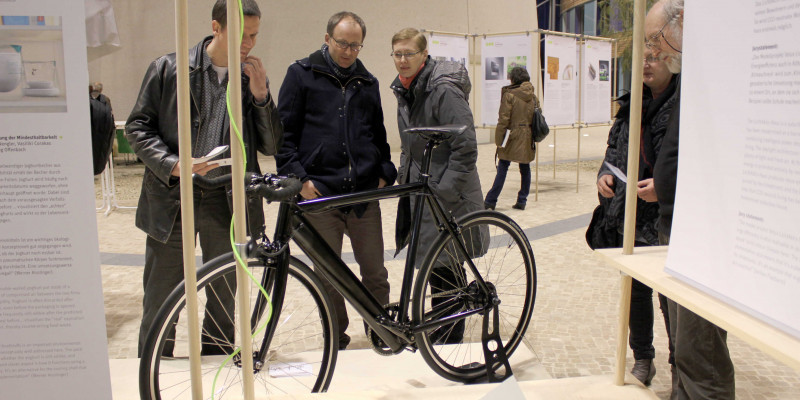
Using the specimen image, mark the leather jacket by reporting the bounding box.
[126,36,282,242]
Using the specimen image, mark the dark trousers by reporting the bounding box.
[485,159,531,205]
[626,237,672,361]
[138,188,234,357]
[303,201,390,344]
[659,233,735,399]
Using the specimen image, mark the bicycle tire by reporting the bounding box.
[139,255,338,399]
[412,210,536,382]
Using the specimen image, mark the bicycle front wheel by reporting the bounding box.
[139,255,338,399]
[412,210,536,382]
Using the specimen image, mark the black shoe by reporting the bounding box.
[484,202,495,210]
[338,333,351,350]
[512,203,526,210]
[631,358,656,386]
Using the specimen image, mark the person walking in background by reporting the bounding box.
[389,27,484,344]
[126,0,282,357]
[275,11,396,351]
[484,66,539,211]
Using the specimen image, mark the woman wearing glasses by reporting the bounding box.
[389,27,485,344]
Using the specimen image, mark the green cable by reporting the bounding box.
[210,1,273,397]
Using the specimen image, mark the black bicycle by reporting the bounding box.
[139,125,537,399]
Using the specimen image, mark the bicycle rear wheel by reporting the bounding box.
[139,255,338,399]
[412,210,536,382]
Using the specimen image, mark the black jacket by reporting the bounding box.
[126,36,283,242]
[596,75,678,245]
[275,50,397,202]
[653,75,681,238]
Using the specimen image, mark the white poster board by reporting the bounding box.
[428,33,469,68]
[480,34,533,126]
[0,0,113,397]
[542,34,578,127]
[666,0,800,338]
[581,39,612,124]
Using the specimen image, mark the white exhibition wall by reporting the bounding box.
[87,0,539,148]
[0,0,112,398]
[667,0,800,338]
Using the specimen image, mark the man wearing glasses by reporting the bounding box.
[276,11,396,351]
[649,0,735,399]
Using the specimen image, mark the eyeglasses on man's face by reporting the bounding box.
[644,54,662,64]
[390,50,422,60]
[331,37,363,52]
[645,14,681,54]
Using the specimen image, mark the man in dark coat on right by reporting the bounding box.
[650,0,736,398]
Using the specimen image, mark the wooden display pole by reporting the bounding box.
[174,0,203,398]
[615,0,646,387]
[226,1,256,399]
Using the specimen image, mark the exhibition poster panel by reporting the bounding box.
[0,0,113,397]
[543,34,578,127]
[666,0,800,338]
[480,34,533,126]
[428,33,469,68]
[581,39,612,124]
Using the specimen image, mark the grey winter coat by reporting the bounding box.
[390,57,485,261]
[495,82,540,163]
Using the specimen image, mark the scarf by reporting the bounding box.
[321,43,356,81]
[398,62,425,89]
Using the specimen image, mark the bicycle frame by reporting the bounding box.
[262,139,495,355]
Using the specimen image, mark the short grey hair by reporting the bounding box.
[659,0,683,74]
[662,0,684,45]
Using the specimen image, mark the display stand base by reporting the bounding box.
[108,345,656,399]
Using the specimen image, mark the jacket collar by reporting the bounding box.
[189,36,212,70]
[301,49,372,82]
[390,56,434,95]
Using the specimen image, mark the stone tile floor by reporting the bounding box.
[96,128,800,399]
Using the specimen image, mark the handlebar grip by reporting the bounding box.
[254,176,302,202]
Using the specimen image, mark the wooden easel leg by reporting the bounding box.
[615,273,633,385]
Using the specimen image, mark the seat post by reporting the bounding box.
[417,139,439,184]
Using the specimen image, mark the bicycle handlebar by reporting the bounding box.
[192,172,303,203]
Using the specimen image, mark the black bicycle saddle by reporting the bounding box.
[403,125,468,142]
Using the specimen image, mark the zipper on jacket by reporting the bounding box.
[317,69,365,191]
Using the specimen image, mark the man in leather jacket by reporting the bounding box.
[126,0,282,357]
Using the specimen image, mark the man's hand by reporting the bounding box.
[597,174,615,198]
[378,177,387,188]
[243,55,269,103]
[171,161,220,177]
[300,180,322,199]
[637,178,658,202]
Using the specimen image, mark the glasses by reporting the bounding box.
[390,50,422,60]
[331,37,363,52]
[644,54,662,64]
[645,15,682,54]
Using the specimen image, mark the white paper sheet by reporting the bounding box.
[666,0,800,338]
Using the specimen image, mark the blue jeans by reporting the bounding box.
[485,159,531,205]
